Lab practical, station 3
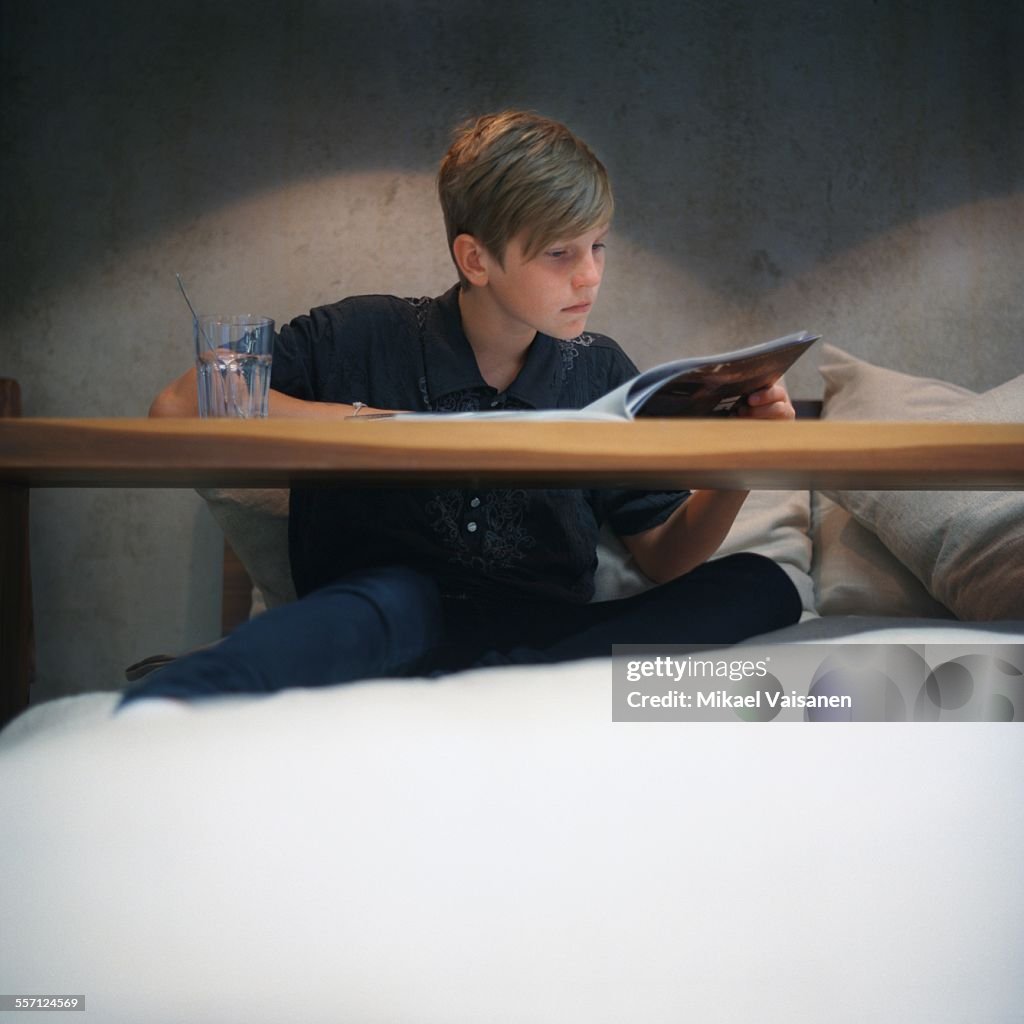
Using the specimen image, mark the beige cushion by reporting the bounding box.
[819,344,1024,620]
[198,488,295,612]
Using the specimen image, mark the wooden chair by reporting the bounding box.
[0,379,35,728]
[221,540,256,635]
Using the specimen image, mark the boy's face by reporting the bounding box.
[480,223,609,341]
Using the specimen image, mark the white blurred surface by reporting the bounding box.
[2,643,1021,1022]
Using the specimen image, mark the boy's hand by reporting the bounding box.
[739,382,795,420]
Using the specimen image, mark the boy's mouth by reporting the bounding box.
[563,302,592,314]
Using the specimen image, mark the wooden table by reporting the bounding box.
[3,417,1023,490]
[2,417,1023,726]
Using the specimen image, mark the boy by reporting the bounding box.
[125,110,799,705]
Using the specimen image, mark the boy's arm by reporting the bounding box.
[148,368,393,419]
[620,489,749,584]
[619,381,795,583]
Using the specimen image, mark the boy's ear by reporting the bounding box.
[452,233,492,287]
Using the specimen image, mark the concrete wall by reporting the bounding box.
[2,0,1021,702]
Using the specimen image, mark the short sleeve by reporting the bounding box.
[270,296,418,406]
[596,487,690,537]
[270,311,320,401]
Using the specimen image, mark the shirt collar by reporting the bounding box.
[421,284,565,410]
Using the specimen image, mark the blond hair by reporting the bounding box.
[437,110,613,282]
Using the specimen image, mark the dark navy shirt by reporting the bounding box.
[271,285,690,603]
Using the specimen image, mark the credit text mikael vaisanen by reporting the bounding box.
[622,655,851,710]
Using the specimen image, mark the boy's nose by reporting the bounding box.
[573,254,602,289]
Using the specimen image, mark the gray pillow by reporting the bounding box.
[812,493,953,618]
[819,344,1024,620]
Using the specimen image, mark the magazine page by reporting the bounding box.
[385,408,621,422]
[386,331,818,422]
[585,331,818,418]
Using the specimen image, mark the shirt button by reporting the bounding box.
[470,497,481,508]
[467,521,478,533]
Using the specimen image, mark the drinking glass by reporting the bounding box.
[195,314,274,418]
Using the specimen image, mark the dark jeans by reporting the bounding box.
[117,553,801,706]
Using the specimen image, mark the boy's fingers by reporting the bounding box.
[743,386,795,419]
[748,383,787,405]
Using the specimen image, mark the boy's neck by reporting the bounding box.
[457,283,535,392]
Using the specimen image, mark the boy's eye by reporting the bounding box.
[545,241,606,259]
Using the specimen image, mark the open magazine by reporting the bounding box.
[384,331,819,421]
[585,330,819,418]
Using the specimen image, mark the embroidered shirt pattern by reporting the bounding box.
[560,332,596,380]
[425,486,536,574]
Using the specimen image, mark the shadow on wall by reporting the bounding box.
[3,0,1021,303]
